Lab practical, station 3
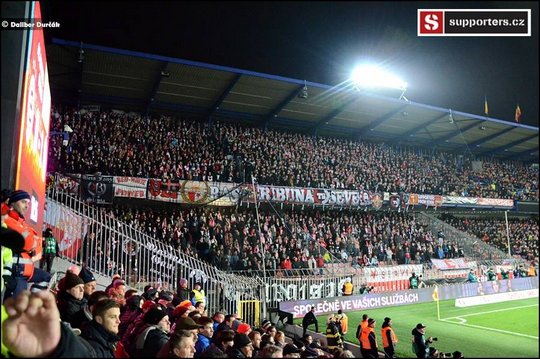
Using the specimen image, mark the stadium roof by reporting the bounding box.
[47,38,538,163]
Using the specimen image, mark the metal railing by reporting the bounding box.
[418,211,511,261]
[45,187,263,317]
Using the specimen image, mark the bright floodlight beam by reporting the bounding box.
[351,65,408,91]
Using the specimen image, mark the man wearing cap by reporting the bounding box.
[325,315,343,353]
[360,318,378,359]
[4,190,51,299]
[78,266,97,299]
[57,272,87,326]
[175,316,203,341]
[283,343,303,357]
[236,322,250,335]
[194,316,214,356]
[261,318,273,334]
[227,333,254,358]
[381,317,398,358]
[411,323,432,359]
[133,307,171,357]
[158,290,175,317]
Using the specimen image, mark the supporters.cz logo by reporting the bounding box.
[419,11,444,34]
[418,9,531,36]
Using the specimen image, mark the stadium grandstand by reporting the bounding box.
[1,1,538,358]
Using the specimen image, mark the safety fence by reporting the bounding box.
[45,188,263,317]
[237,300,261,327]
[417,211,513,261]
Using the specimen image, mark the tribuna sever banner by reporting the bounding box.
[53,175,515,209]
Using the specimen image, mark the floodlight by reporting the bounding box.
[298,80,308,99]
[351,65,407,91]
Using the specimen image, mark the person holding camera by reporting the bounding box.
[411,323,435,359]
[359,284,373,295]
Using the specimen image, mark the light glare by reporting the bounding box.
[351,65,407,91]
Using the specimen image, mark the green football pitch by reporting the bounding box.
[294,297,539,357]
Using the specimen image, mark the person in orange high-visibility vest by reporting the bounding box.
[335,309,348,335]
[356,313,369,343]
[528,263,537,277]
[3,190,51,299]
[342,279,353,296]
[360,318,378,359]
[381,317,398,358]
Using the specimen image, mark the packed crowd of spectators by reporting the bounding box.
[48,106,538,201]
[438,213,539,264]
[105,205,465,275]
[4,264,349,358]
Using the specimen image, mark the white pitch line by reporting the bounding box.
[443,304,539,320]
[440,318,539,340]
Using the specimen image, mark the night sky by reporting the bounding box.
[41,1,539,127]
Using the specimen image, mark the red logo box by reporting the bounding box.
[418,10,444,35]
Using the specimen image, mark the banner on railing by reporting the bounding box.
[53,173,80,194]
[113,177,147,198]
[443,196,513,208]
[81,174,113,204]
[362,264,423,282]
[264,276,352,303]
[431,258,471,270]
[59,174,516,209]
[44,201,87,259]
[255,185,377,207]
[147,179,239,205]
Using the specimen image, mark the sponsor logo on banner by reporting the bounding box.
[180,180,210,204]
[148,178,181,201]
[407,193,419,205]
[372,193,383,210]
[81,175,113,204]
[389,195,401,210]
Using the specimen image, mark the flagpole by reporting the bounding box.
[436,292,440,320]
[433,285,440,320]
